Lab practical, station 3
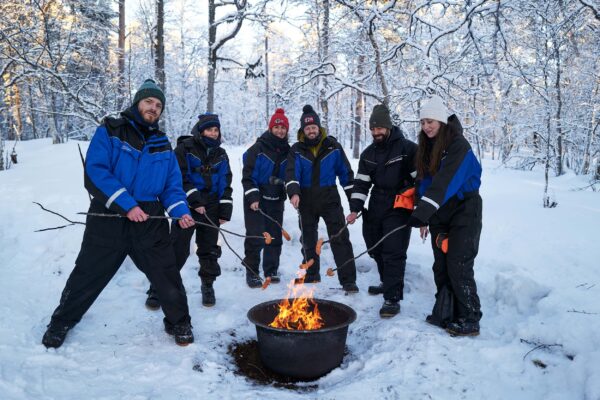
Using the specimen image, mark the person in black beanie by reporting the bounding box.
[145,112,233,308]
[241,108,291,287]
[42,79,196,348]
[285,105,358,293]
[347,104,417,318]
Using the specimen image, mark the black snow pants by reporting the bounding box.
[49,200,191,328]
[362,191,412,302]
[298,187,356,285]
[243,198,284,277]
[428,192,482,323]
[170,201,222,284]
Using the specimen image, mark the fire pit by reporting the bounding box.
[247,298,356,379]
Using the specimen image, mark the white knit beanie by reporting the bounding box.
[420,95,449,123]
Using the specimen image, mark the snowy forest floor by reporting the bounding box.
[0,139,599,400]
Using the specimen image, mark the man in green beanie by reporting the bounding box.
[132,78,166,109]
[42,79,197,348]
[346,104,417,318]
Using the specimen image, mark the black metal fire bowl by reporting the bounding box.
[247,298,357,380]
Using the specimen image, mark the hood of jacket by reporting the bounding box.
[258,130,290,153]
[446,114,464,137]
[121,106,161,137]
[191,120,221,151]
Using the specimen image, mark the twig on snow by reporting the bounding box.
[35,224,78,232]
[520,338,563,361]
[33,201,86,232]
[567,309,598,315]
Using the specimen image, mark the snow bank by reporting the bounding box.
[0,139,598,399]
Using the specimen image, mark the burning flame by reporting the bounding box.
[269,271,324,330]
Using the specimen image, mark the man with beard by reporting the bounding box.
[346,104,417,318]
[42,79,196,347]
[286,105,358,293]
[241,108,290,287]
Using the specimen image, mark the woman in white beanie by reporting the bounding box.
[407,95,483,336]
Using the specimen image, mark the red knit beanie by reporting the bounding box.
[268,108,289,131]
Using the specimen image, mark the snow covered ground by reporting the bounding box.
[0,138,598,400]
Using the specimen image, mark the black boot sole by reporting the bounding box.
[165,330,194,346]
[380,305,400,318]
[42,337,67,348]
[446,328,480,337]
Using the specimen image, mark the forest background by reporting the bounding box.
[1,0,599,200]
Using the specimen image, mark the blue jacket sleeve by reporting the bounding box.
[158,152,191,218]
[241,147,261,204]
[84,125,137,214]
[412,137,479,223]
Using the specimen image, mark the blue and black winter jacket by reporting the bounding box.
[413,115,482,223]
[242,130,290,203]
[176,121,233,221]
[84,109,190,218]
[285,128,354,201]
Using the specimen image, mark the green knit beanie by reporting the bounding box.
[369,104,392,130]
[132,79,166,108]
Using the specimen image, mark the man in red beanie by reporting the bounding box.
[241,108,291,287]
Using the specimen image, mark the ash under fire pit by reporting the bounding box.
[247,298,356,379]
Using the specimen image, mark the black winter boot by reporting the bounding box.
[246,273,263,289]
[164,321,194,346]
[379,300,400,318]
[342,282,359,294]
[201,283,216,307]
[42,323,71,348]
[446,319,480,336]
[145,287,160,310]
[265,273,281,284]
[368,283,384,295]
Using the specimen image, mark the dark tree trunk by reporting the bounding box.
[353,54,365,159]
[207,0,216,113]
[555,46,564,176]
[319,0,330,130]
[265,33,269,123]
[155,0,166,128]
[118,0,126,102]
[28,85,38,139]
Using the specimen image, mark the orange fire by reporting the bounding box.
[269,271,324,330]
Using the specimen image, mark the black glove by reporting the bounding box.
[407,215,428,228]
